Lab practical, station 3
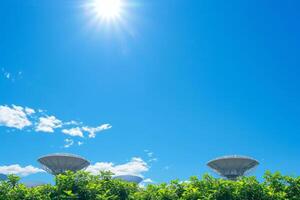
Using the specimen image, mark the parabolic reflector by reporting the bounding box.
[113,175,143,184]
[207,155,259,180]
[38,153,90,175]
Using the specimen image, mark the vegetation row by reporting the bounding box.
[0,171,299,200]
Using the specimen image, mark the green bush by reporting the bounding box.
[0,171,299,200]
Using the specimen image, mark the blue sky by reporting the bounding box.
[1,0,300,184]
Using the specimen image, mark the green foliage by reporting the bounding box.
[0,171,299,200]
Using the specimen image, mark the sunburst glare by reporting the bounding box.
[84,0,129,25]
[83,0,140,38]
[92,0,123,21]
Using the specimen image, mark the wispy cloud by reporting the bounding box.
[0,164,44,177]
[62,127,84,137]
[0,105,32,129]
[5,72,10,79]
[35,116,62,133]
[86,157,149,176]
[64,120,82,126]
[144,150,158,163]
[25,107,35,115]
[78,141,84,146]
[147,152,153,157]
[82,124,112,138]
[64,138,74,148]
[1,68,22,82]
[0,104,112,144]
[1,68,10,80]
[149,158,158,162]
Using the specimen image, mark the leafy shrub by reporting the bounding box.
[0,171,299,200]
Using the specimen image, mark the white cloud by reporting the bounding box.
[82,124,112,138]
[0,165,44,177]
[64,120,82,126]
[78,141,83,146]
[5,72,10,79]
[149,158,158,162]
[0,104,112,142]
[25,107,35,115]
[0,105,32,129]
[37,109,44,113]
[35,116,62,133]
[147,152,153,157]
[142,178,153,183]
[62,127,84,137]
[86,157,149,176]
[1,68,23,81]
[145,150,157,163]
[64,138,74,148]
[139,178,154,188]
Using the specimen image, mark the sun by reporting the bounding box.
[91,0,123,21]
[83,0,136,34]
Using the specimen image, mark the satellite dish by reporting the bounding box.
[0,174,7,181]
[207,155,259,180]
[38,153,90,175]
[113,175,143,184]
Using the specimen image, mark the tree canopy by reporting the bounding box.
[0,171,299,200]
